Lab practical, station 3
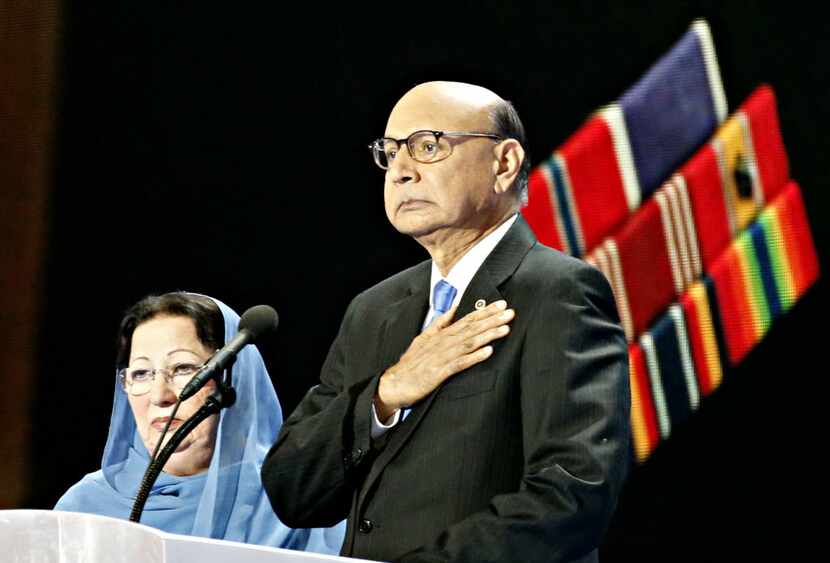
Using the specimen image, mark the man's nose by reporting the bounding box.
[387,147,420,185]
[149,373,178,407]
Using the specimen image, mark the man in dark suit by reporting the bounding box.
[262,81,630,562]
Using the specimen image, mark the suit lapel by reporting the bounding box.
[360,217,538,506]
[377,262,431,372]
[455,215,537,318]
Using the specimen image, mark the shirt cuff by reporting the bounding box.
[370,401,401,439]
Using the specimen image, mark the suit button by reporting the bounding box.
[358,518,374,533]
[352,448,364,464]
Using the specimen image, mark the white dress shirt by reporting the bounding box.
[371,214,519,438]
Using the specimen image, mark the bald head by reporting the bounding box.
[386,81,503,137]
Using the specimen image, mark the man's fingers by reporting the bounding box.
[443,301,512,335]
[446,345,493,376]
[450,308,515,339]
[423,305,458,334]
[477,324,511,346]
[452,300,508,326]
[410,301,513,381]
[456,323,510,354]
[469,300,508,321]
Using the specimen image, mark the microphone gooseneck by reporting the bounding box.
[178,305,278,401]
[130,389,235,522]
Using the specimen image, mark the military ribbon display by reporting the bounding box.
[522,19,820,463]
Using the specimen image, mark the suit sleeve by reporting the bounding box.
[397,263,631,563]
[260,293,379,528]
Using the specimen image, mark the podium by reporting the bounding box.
[0,510,378,563]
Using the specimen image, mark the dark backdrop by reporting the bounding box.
[28,2,827,560]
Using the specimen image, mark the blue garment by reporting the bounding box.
[432,279,457,318]
[55,295,345,554]
[422,279,458,329]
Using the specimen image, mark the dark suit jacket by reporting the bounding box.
[262,217,630,562]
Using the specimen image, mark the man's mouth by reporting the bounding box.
[398,199,431,211]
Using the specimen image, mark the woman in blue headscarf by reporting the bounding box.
[55,292,344,553]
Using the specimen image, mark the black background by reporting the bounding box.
[29,2,827,560]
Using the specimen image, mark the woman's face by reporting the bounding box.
[126,314,219,476]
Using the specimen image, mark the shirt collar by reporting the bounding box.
[428,213,518,311]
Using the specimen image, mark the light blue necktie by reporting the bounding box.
[429,279,458,327]
[401,280,457,421]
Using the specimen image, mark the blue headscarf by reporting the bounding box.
[55,294,345,553]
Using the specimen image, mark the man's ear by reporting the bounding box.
[492,139,525,194]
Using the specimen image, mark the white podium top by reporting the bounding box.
[0,510,378,563]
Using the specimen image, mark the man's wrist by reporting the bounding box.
[371,401,400,426]
[370,399,401,439]
[375,371,400,421]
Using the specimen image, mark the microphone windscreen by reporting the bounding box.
[238,305,279,339]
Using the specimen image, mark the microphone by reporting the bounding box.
[178,304,279,401]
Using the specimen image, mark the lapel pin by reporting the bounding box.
[474,299,487,310]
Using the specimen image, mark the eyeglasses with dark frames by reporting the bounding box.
[368,130,503,170]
